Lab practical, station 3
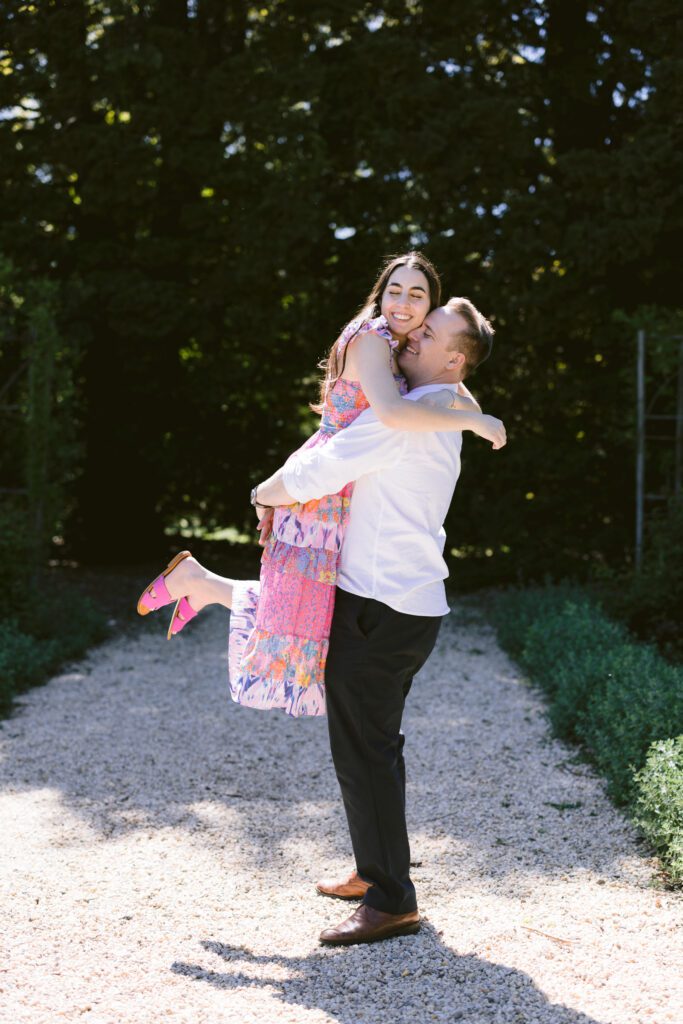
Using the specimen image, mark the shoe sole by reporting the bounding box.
[315,886,370,901]
[319,922,420,946]
[137,550,192,616]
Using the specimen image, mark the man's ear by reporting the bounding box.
[446,350,466,372]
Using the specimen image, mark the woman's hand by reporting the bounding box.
[471,414,507,450]
[256,506,274,547]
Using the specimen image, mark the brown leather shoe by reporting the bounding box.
[315,869,371,901]
[319,904,420,946]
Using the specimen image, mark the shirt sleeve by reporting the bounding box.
[282,409,407,502]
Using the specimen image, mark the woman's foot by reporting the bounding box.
[153,554,235,613]
[137,550,192,615]
[152,554,206,612]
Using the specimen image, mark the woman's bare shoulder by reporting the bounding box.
[339,316,395,380]
[342,330,393,380]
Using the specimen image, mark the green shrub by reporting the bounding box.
[490,583,683,886]
[0,500,35,604]
[550,637,635,744]
[0,620,58,713]
[632,737,683,886]
[0,589,108,716]
[521,600,628,702]
[17,588,109,661]
[491,582,589,660]
[578,656,683,805]
[601,500,683,664]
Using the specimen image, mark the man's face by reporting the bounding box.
[397,307,467,387]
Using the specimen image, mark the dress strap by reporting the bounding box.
[337,315,396,360]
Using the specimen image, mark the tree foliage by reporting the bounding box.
[1,1,681,577]
[0,258,79,594]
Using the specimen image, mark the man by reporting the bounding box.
[253,298,505,946]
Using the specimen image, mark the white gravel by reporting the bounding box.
[1,598,681,1024]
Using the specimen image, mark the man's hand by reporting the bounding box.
[416,387,482,414]
[456,380,482,413]
[416,389,455,410]
[449,392,481,413]
[256,505,274,547]
[472,414,507,450]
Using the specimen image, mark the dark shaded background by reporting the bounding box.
[1,0,681,586]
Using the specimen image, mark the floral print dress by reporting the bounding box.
[228,315,407,717]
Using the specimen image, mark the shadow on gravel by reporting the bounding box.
[171,924,602,1024]
[0,607,354,865]
[0,603,640,886]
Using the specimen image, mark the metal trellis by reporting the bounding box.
[635,329,683,570]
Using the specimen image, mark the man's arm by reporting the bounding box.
[255,410,406,507]
[254,464,297,507]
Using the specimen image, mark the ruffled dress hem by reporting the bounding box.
[228,581,327,718]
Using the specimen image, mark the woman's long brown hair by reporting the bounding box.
[312,251,442,413]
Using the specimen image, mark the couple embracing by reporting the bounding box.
[136,251,506,946]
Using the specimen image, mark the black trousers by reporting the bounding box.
[325,588,443,915]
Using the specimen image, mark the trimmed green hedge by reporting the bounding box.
[0,590,109,717]
[600,500,683,664]
[491,585,683,887]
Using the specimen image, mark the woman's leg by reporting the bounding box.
[148,555,235,611]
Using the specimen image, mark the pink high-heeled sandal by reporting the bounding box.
[137,550,192,616]
[167,596,198,639]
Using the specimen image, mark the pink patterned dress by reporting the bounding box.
[228,315,407,717]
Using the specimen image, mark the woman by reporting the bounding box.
[137,252,504,716]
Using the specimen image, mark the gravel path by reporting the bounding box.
[2,599,681,1024]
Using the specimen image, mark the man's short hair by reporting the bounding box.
[445,297,494,377]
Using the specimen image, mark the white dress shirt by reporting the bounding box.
[282,384,462,616]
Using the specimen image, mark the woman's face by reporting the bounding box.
[380,265,431,342]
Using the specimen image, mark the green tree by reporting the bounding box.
[1,1,680,579]
[0,258,78,595]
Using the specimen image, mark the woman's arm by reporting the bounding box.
[350,333,504,445]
